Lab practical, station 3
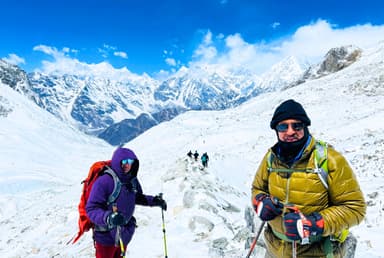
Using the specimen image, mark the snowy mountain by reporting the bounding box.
[98,107,184,146]
[27,72,160,134]
[1,55,304,145]
[258,56,303,91]
[154,66,256,110]
[0,59,41,105]
[0,41,383,257]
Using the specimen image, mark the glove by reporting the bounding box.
[283,211,324,242]
[252,193,283,221]
[153,195,167,211]
[106,212,126,228]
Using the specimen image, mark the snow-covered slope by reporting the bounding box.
[0,83,114,257]
[0,41,383,258]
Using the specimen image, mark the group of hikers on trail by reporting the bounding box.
[187,150,209,167]
[73,99,366,258]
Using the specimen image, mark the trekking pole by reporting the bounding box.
[245,221,266,258]
[113,205,126,258]
[285,203,310,258]
[292,241,297,258]
[116,225,126,258]
[159,193,168,258]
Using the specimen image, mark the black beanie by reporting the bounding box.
[270,99,311,129]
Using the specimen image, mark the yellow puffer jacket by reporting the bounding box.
[251,137,366,257]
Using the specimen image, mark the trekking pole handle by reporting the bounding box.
[271,196,279,205]
[284,204,310,244]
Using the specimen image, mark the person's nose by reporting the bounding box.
[286,124,296,134]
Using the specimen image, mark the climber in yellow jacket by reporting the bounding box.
[251,99,366,258]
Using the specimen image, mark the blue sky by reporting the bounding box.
[1,0,384,79]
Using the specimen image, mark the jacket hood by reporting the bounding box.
[111,147,139,178]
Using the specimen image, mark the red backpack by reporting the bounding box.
[72,160,122,244]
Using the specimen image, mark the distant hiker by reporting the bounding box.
[193,150,199,161]
[86,147,167,258]
[187,150,193,158]
[201,152,209,168]
[251,99,366,258]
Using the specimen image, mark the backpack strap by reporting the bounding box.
[267,151,274,172]
[266,140,329,189]
[94,167,122,232]
[104,167,122,206]
[313,140,329,189]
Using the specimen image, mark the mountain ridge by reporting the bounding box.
[0,45,363,145]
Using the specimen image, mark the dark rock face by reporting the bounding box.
[319,45,362,73]
[288,45,362,88]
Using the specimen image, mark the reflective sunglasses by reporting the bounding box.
[121,158,134,165]
[276,122,305,132]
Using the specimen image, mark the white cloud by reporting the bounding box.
[220,33,258,66]
[188,19,384,74]
[2,53,25,66]
[114,51,128,59]
[33,44,138,80]
[62,47,78,54]
[278,20,384,63]
[99,44,127,59]
[33,45,65,58]
[271,22,280,29]
[165,57,176,66]
[103,44,117,50]
[191,30,218,65]
[98,47,109,58]
[30,20,384,78]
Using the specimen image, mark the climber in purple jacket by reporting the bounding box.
[86,147,167,258]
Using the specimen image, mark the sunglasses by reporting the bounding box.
[121,158,134,165]
[276,122,305,132]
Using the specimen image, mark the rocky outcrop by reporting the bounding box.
[288,45,362,88]
[319,45,362,73]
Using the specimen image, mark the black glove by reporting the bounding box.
[284,211,324,243]
[252,193,283,221]
[153,195,167,211]
[107,212,126,228]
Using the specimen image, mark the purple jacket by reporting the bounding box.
[86,148,156,246]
